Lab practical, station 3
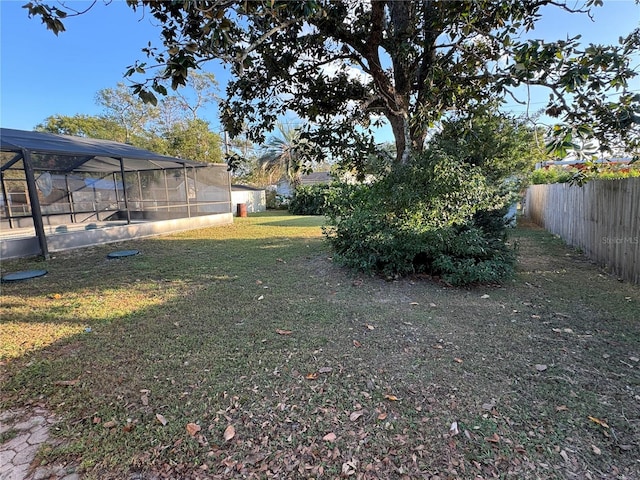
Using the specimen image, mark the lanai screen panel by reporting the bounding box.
[1,128,232,229]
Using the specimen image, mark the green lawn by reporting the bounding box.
[1,212,639,479]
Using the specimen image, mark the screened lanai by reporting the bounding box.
[1,128,232,259]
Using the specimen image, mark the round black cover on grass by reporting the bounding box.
[1,269,48,282]
[107,249,140,259]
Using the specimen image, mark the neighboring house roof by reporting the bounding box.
[299,172,332,184]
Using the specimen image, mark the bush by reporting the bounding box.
[265,189,289,209]
[323,151,515,285]
[529,167,573,184]
[289,182,361,216]
[288,184,329,215]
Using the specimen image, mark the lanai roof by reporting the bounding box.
[0,128,206,172]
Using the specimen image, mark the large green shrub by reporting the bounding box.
[323,151,515,285]
[289,182,361,216]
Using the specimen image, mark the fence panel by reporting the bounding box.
[525,178,640,284]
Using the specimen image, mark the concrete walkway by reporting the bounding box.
[0,408,79,480]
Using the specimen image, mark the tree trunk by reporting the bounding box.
[389,113,412,164]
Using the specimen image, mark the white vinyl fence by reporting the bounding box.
[525,178,640,284]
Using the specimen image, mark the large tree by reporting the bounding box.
[25,0,640,167]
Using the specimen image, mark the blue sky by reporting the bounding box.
[1,0,638,143]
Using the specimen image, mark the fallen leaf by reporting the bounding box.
[318,366,333,374]
[384,394,399,401]
[410,302,419,306]
[322,432,337,442]
[481,294,490,299]
[156,413,168,426]
[365,324,375,330]
[449,421,459,436]
[305,372,319,380]
[630,356,639,363]
[560,450,569,462]
[591,445,602,455]
[92,417,101,424]
[432,344,444,349]
[353,340,362,347]
[535,364,547,371]
[50,293,62,299]
[429,303,437,307]
[186,423,201,436]
[485,433,500,443]
[556,405,568,412]
[276,329,292,335]
[341,459,358,476]
[223,424,235,442]
[482,401,496,411]
[276,258,286,263]
[352,279,363,286]
[257,295,264,301]
[349,410,364,421]
[54,379,79,386]
[588,416,609,428]
[453,357,463,364]
[123,422,134,433]
[103,420,117,429]
[377,412,388,420]
[256,280,263,285]
[141,394,149,406]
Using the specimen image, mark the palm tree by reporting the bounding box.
[257,123,305,188]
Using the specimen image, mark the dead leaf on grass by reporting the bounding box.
[349,410,364,421]
[482,401,496,411]
[141,393,149,406]
[186,423,201,436]
[156,413,168,426]
[103,420,117,429]
[54,379,79,386]
[341,459,358,476]
[453,357,463,364]
[318,366,333,374]
[353,340,362,347]
[365,324,374,330]
[485,433,500,443]
[481,294,490,299]
[592,445,602,455]
[556,405,568,412]
[588,416,609,428]
[449,421,459,436]
[305,372,319,380]
[322,432,337,442]
[223,424,236,442]
[276,329,293,335]
[384,394,399,401]
[410,302,419,306]
[377,412,387,420]
[257,295,264,301]
[49,293,62,300]
[535,364,548,371]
